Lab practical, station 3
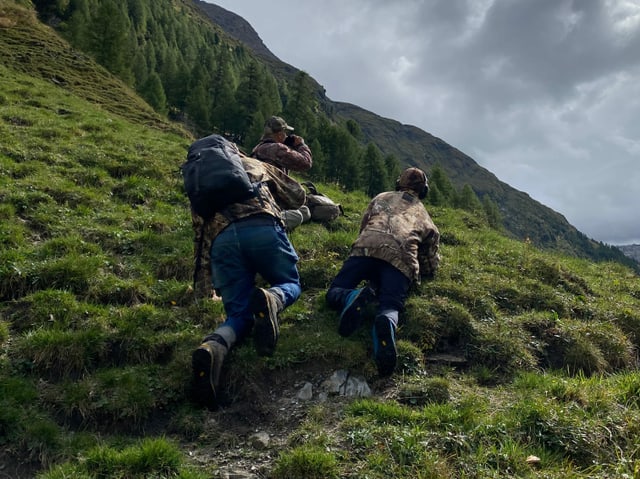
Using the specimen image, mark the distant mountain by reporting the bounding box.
[192,1,304,82]
[195,1,637,270]
[618,244,640,263]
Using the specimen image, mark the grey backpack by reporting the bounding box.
[303,182,343,222]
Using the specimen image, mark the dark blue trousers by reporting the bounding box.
[326,256,410,326]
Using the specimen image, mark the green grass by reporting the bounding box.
[1,2,640,477]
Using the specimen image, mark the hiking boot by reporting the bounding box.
[250,287,282,356]
[191,340,227,409]
[372,314,397,377]
[339,287,376,337]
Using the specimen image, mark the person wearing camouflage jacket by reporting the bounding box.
[251,115,313,175]
[191,147,306,409]
[251,116,313,231]
[326,167,440,377]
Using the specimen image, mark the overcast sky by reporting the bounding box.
[206,0,640,245]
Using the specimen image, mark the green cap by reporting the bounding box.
[264,116,294,134]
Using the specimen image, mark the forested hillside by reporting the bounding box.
[2,1,640,478]
[31,0,408,194]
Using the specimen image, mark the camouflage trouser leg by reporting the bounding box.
[193,219,214,300]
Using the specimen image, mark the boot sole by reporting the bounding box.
[339,287,375,337]
[250,289,278,357]
[374,315,397,377]
[191,347,217,409]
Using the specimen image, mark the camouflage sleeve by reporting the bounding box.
[280,142,312,171]
[191,211,213,298]
[359,202,373,233]
[254,141,312,172]
[418,229,440,280]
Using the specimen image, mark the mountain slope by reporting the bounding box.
[196,1,636,270]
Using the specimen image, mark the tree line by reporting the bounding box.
[34,0,500,223]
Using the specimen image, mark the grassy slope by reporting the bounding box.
[1,2,640,478]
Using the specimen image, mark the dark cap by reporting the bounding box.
[397,167,429,198]
[264,116,294,134]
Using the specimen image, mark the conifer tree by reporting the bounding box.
[482,196,502,229]
[141,72,167,115]
[345,119,362,140]
[308,138,325,180]
[210,51,238,135]
[362,143,387,197]
[185,83,210,134]
[185,62,211,132]
[233,62,262,140]
[131,50,149,89]
[427,183,445,206]
[429,164,456,205]
[457,184,482,211]
[320,124,362,189]
[89,0,132,82]
[283,71,316,137]
[384,154,401,190]
[127,0,149,33]
[64,0,90,49]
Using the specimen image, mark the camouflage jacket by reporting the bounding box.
[350,190,440,283]
[251,138,312,174]
[191,155,306,297]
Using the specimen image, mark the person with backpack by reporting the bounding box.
[325,167,440,377]
[252,116,313,231]
[188,136,306,409]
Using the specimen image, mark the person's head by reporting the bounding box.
[263,116,294,143]
[396,167,429,199]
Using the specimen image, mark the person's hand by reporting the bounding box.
[285,134,303,147]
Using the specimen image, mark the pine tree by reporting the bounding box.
[457,184,482,211]
[234,62,262,141]
[210,51,237,136]
[283,71,316,137]
[185,62,212,133]
[308,138,325,180]
[320,124,362,189]
[362,143,387,197]
[140,72,167,115]
[482,196,502,229]
[384,154,401,190]
[429,164,456,205]
[64,0,90,50]
[89,0,132,81]
[345,119,362,140]
[427,183,445,206]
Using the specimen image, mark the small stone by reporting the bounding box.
[322,370,371,397]
[526,455,541,466]
[297,381,313,400]
[221,470,256,479]
[249,431,270,450]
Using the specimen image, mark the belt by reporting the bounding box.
[232,213,277,228]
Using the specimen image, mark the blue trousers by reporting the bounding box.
[326,256,410,327]
[210,215,301,342]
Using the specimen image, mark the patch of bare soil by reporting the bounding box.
[184,363,391,479]
[0,453,41,479]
